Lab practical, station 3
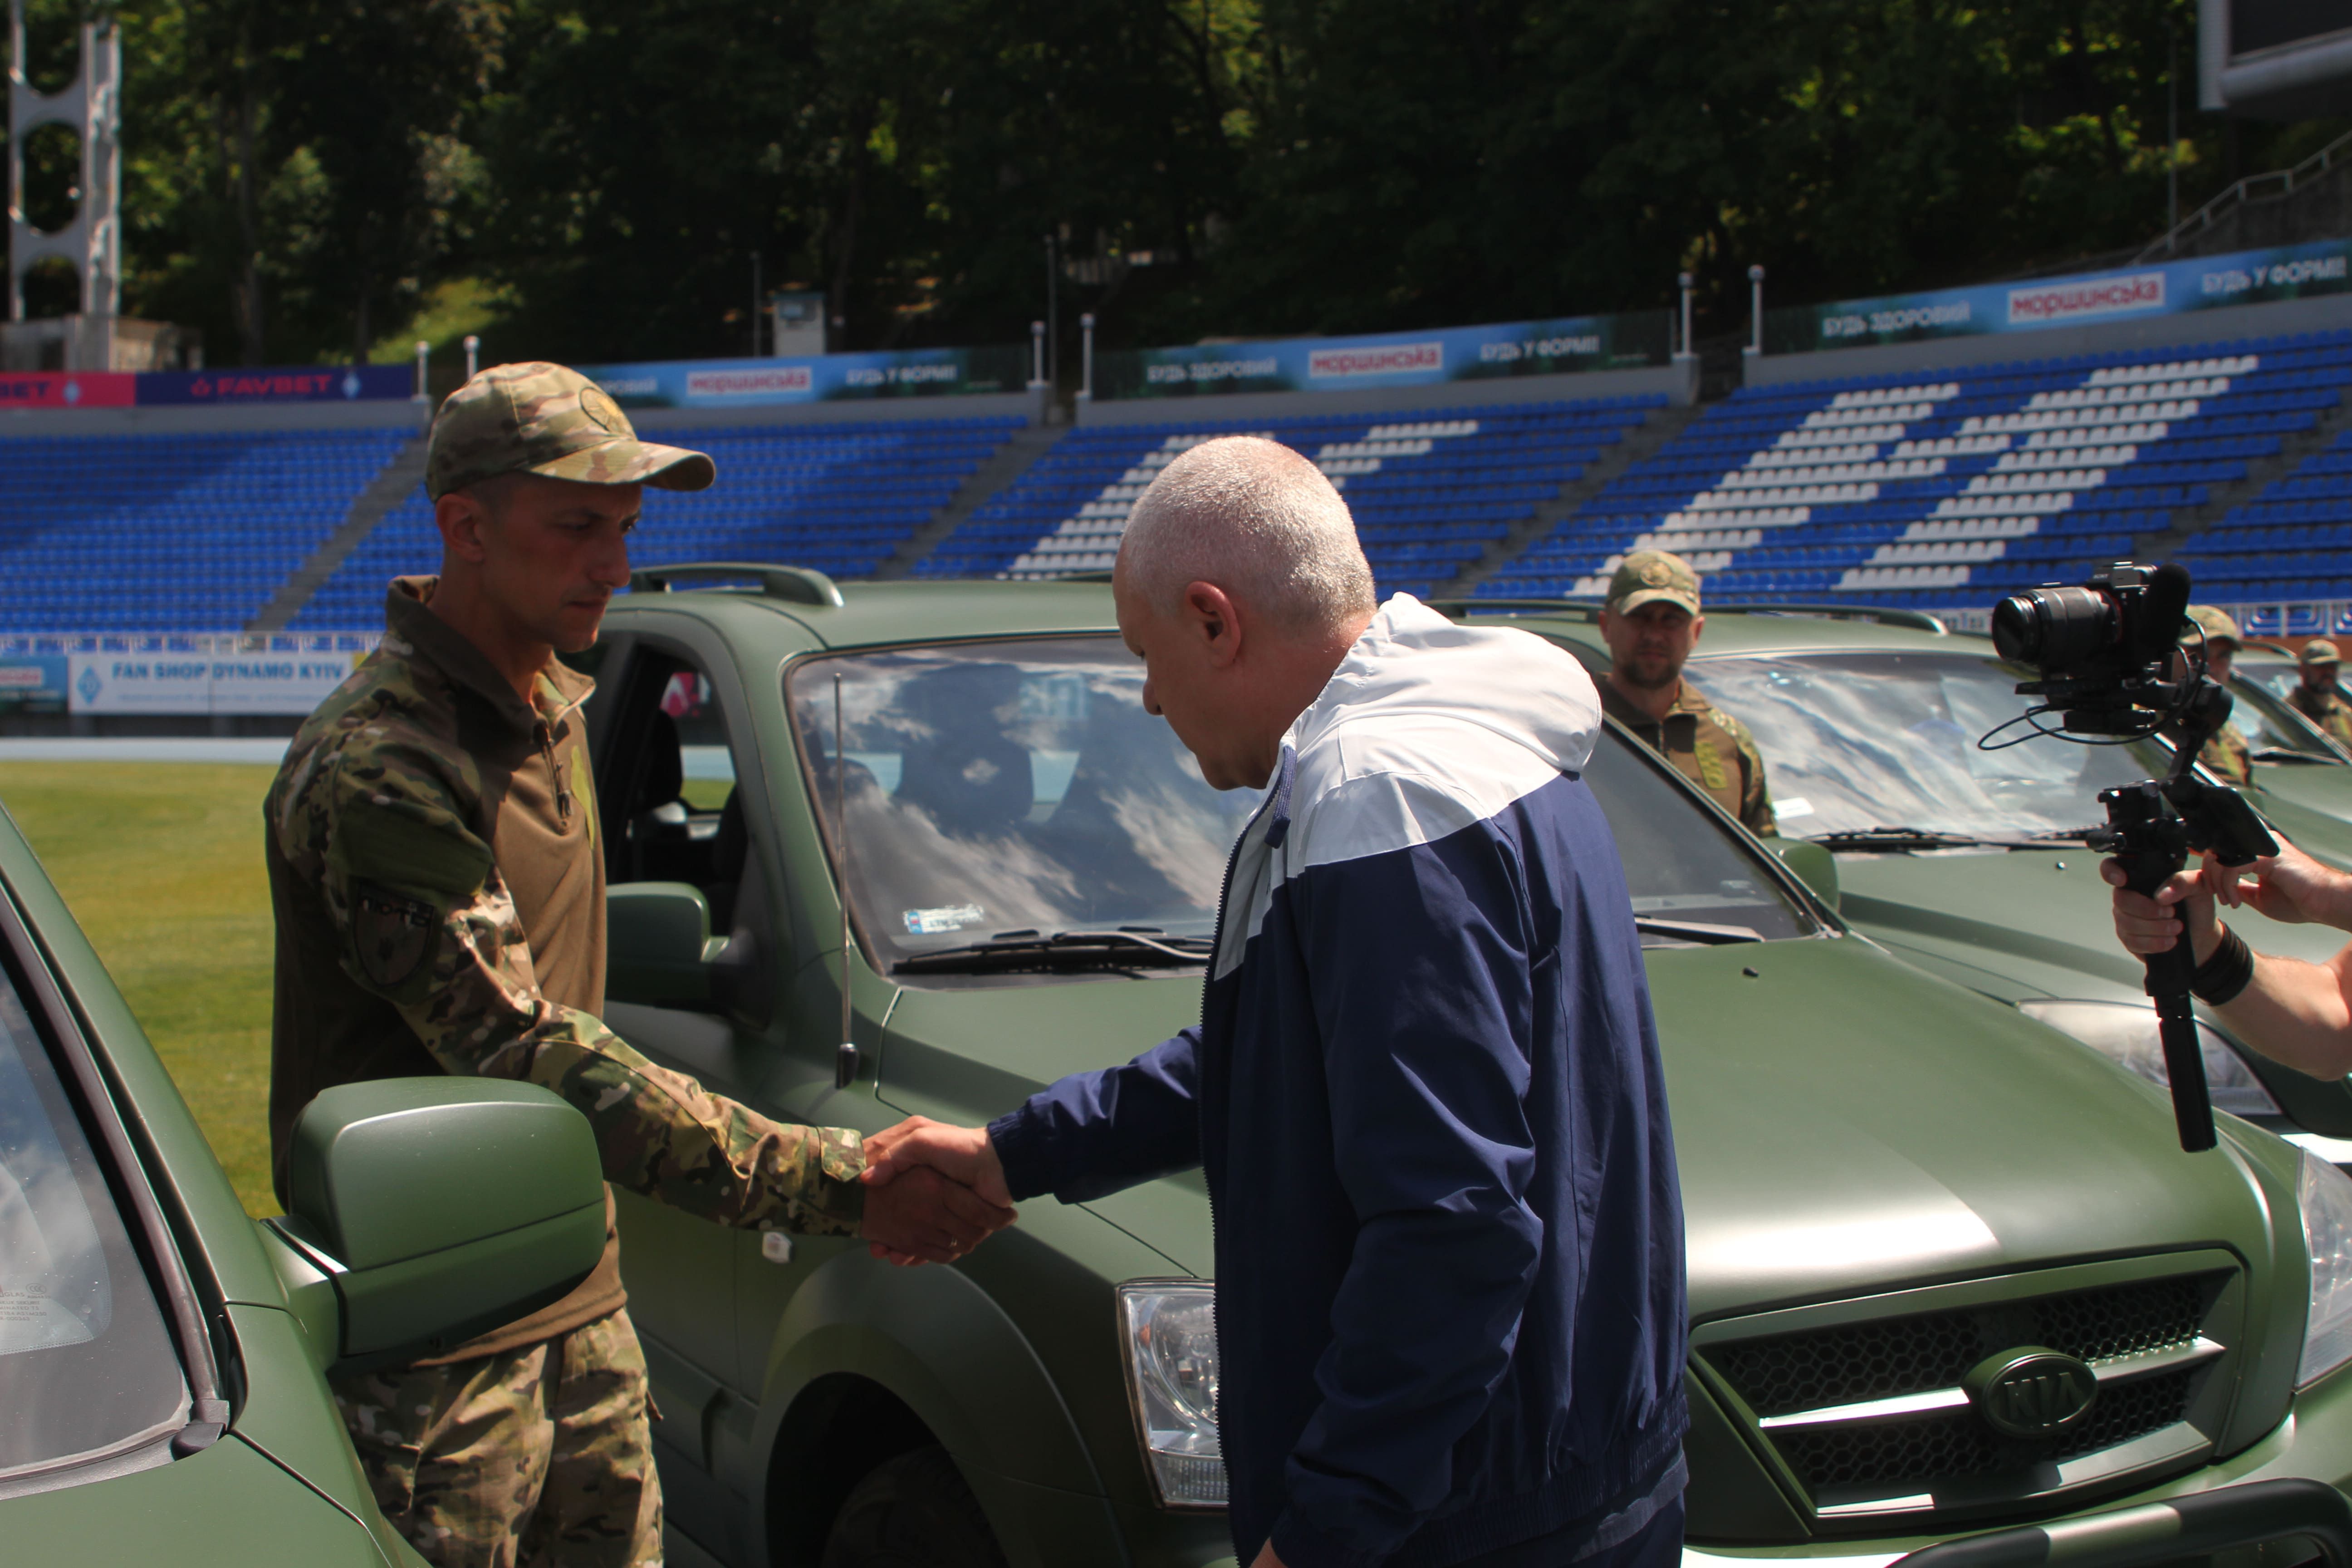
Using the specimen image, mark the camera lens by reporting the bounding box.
[1993,584,2115,668]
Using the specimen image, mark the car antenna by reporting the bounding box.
[833,671,858,1090]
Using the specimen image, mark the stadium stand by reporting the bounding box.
[2179,420,2352,621]
[0,426,415,631]
[1475,331,2352,614]
[290,415,1024,630]
[911,398,1664,601]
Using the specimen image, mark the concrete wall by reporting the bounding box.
[0,398,431,437]
[1073,358,1697,426]
[1742,290,2352,390]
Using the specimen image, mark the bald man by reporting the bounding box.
[865,438,1688,1568]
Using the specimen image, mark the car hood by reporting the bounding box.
[2249,758,2352,827]
[879,939,2282,1320]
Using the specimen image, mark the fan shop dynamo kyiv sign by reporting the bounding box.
[1764,236,2352,355]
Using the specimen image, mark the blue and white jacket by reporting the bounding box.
[988,596,1687,1568]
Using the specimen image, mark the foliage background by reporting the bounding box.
[9,0,2346,372]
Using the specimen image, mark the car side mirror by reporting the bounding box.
[607,882,729,1009]
[267,1078,605,1372]
[1774,838,1840,912]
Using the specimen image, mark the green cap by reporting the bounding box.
[2303,638,2342,667]
[2185,604,2242,652]
[426,361,716,501]
[1606,549,1701,617]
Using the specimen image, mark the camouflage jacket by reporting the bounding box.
[268,578,863,1357]
[2191,722,2254,786]
[2292,683,2352,755]
[1599,677,1778,836]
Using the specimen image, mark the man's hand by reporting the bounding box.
[863,1117,1014,1208]
[2102,858,2221,964]
[857,1161,1015,1267]
[2103,832,2351,964]
[1248,1543,1288,1568]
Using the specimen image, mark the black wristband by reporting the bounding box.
[2190,922,2256,1006]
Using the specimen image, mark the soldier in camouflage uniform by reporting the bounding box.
[268,362,1013,1568]
[2169,605,2253,785]
[2293,639,2352,755]
[1592,549,1777,835]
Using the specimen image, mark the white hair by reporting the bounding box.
[1117,436,1376,635]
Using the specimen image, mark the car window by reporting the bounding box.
[2229,674,2344,760]
[0,966,187,1483]
[1686,650,2174,841]
[788,637,1813,974]
[607,651,757,930]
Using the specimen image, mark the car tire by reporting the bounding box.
[819,1445,1008,1568]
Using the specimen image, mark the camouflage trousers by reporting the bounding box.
[330,1307,663,1568]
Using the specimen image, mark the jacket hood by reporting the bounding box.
[1292,594,1602,776]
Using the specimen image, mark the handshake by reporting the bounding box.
[854,1117,1018,1266]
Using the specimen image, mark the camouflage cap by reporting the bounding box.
[2184,604,2243,652]
[426,362,715,501]
[2304,638,2343,666]
[1606,549,1701,617]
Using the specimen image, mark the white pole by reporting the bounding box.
[1079,312,1096,403]
[1675,273,1695,361]
[1029,320,1046,388]
[412,340,429,402]
[463,333,479,380]
[1746,265,1765,358]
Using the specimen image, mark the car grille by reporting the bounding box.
[1698,1269,2230,1525]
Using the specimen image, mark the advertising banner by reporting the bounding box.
[1763,236,2352,355]
[1093,313,1671,402]
[68,648,360,715]
[0,654,69,715]
[0,372,136,410]
[136,365,414,406]
[582,344,1029,408]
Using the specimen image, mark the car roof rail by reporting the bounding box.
[1424,597,1602,621]
[1707,602,1949,634]
[628,562,845,608]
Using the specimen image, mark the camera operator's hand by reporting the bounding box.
[2102,859,2222,964]
[2194,833,2351,929]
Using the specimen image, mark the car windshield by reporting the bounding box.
[787,636,1811,975]
[2229,672,2343,759]
[1684,650,2176,842]
[0,965,186,1487]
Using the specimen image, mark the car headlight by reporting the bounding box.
[1115,1280,1225,1508]
[2016,1000,2281,1117]
[2302,1150,2352,1387]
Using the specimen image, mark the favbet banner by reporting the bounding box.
[137,365,413,405]
[0,372,135,409]
[1093,313,1670,402]
[1763,236,2352,355]
[583,344,1029,408]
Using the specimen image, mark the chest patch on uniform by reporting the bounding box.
[1696,743,1728,792]
[353,880,438,990]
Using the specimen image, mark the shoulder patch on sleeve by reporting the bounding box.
[351,880,438,990]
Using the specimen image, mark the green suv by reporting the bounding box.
[583,568,2352,1568]
[0,768,609,1558]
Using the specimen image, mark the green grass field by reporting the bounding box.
[0,762,282,1216]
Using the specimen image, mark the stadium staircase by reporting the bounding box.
[0,426,417,632]
[906,398,1668,602]
[248,433,431,632]
[1470,330,2352,616]
[281,416,1024,630]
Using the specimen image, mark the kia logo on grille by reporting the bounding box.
[1965,1348,2098,1437]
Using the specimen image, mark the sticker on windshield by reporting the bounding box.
[903,903,986,935]
[1776,796,1815,819]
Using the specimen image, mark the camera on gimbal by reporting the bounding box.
[1985,560,2274,1154]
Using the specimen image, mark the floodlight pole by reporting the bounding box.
[412,340,429,402]
[750,249,762,356]
[2168,24,2181,249]
[1745,265,1765,359]
[1078,312,1095,406]
[463,333,479,380]
[1674,272,1695,361]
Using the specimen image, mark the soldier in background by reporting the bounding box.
[1593,549,1776,835]
[2171,605,2252,785]
[2292,639,2352,754]
[266,363,1013,1567]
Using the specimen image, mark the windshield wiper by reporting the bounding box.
[894,928,1214,975]
[1634,917,1764,945]
[1808,826,2001,851]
